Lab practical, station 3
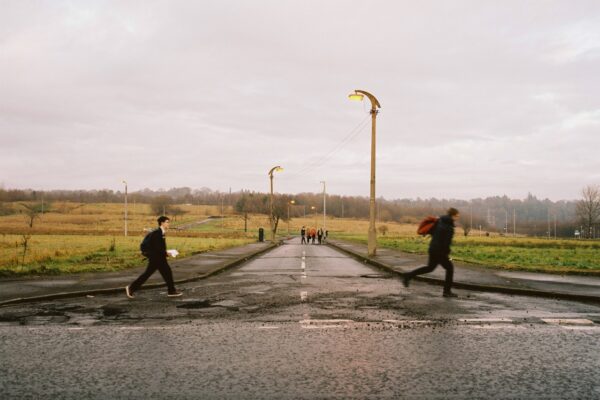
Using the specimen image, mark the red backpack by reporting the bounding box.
[417,216,439,236]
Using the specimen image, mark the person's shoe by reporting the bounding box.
[402,275,410,288]
[125,285,135,299]
[443,292,458,298]
[167,291,183,297]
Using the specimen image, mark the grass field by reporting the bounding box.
[1,201,599,276]
[0,234,253,276]
[335,233,600,275]
[0,202,252,276]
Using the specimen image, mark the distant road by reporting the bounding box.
[175,218,214,230]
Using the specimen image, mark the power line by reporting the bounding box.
[288,115,371,177]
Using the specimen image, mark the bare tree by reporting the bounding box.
[19,203,44,228]
[575,185,600,238]
[20,234,32,264]
[462,225,472,237]
[377,225,389,236]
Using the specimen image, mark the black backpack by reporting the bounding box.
[140,231,154,257]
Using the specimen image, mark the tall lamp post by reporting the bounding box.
[349,89,381,256]
[287,200,295,234]
[122,180,128,237]
[320,181,326,231]
[268,165,283,241]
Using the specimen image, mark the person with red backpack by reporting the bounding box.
[403,208,460,297]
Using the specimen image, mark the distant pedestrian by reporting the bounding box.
[310,227,317,244]
[301,226,307,244]
[125,216,182,298]
[403,208,460,297]
[324,230,328,242]
[317,228,323,244]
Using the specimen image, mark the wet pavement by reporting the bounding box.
[0,241,275,304]
[328,239,600,300]
[1,238,600,399]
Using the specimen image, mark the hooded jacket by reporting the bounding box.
[428,215,455,256]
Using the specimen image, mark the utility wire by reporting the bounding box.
[288,115,371,177]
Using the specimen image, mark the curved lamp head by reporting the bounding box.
[290,200,295,204]
[348,89,381,110]
[348,93,364,101]
[269,165,284,176]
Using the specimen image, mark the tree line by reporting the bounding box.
[1,185,599,238]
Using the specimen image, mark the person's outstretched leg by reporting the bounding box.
[403,255,438,287]
[128,261,158,296]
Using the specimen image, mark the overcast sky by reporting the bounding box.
[1,1,600,201]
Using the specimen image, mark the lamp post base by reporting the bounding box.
[367,229,377,257]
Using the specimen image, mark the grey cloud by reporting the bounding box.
[1,1,600,200]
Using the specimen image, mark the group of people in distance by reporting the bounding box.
[300,226,328,244]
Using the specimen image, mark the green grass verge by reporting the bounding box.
[334,233,600,275]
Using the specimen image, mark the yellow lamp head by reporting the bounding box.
[348,92,364,101]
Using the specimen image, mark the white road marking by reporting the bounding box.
[459,318,514,324]
[119,326,180,331]
[382,319,435,326]
[300,319,353,329]
[301,261,305,269]
[257,326,280,330]
[541,318,594,326]
[300,291,308,302]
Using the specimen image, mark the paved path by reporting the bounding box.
[2,237,599,306]
[1,237,599,399]
[0,241,274,305]
[328,238,600,302]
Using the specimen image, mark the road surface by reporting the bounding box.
[1,238,599,399]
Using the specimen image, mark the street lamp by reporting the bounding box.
[122,180,128,237]
[349,89,381,256]
[287,200,295,234]
[268,165,283,241]
[320,181,326,231]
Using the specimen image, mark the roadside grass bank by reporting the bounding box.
[334,233,600,275]
[0,234,254,277]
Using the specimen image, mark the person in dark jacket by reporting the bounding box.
[301,226,307,244]
[126,216,182,298]
[403,208,460,297]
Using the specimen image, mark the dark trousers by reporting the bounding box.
[129,258,176,293]
[301,235,306,244]
[407,253,454,293]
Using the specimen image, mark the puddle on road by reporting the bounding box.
[360,274,392,279]
[176,300,212,309]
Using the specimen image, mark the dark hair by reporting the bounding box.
[157,216,170,226]
[447,208,459,217]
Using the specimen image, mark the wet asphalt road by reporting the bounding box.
[1,238,600,399]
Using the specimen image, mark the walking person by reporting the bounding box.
[310,227,317,244]
[125,216,182,298]
[317,228,323,244]
[301,226,307,244]
[403,208,460,297]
